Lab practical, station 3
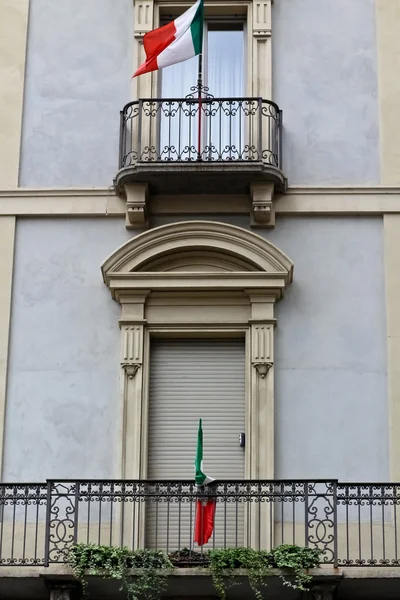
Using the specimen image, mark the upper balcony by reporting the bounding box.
[114,94,285,219]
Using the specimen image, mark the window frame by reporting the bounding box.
[157,16,247,98]
[131,0,272,101]
[102,220,293,549]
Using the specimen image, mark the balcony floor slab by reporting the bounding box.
[115,162,286,196]
[3,567,400,599]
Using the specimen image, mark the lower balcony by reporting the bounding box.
[2,480,400,599]
[115,96,285,198]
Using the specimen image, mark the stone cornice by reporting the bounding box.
[0,188,125,216]
[1,186,400,216]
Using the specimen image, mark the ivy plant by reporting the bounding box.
[208,547,273,600]
[68,543,173,600]
[270,544,321,590]
[68,542,320,600]
[208,544,321,599]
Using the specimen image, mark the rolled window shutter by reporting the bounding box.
[146,339,245,550]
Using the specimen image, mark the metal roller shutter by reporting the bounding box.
[146,338,245,551]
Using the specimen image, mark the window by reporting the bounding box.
[160,21,245,98]
[158,17,247,160]
[131,1,274,163]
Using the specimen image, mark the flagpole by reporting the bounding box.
[197,52,203,161]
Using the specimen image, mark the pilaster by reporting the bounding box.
[0,217,15,478]
[119,295,148,481]
[119,300,147,549]
[0,0,29,187]
[248,294,276,550]
[251,0,272,98]
[249,319,275,474]
[120,322,145,480]
[132,0,154,100]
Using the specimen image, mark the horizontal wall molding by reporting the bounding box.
[1,186,400,217]
[0,189,125,216]
[278,186,400,215]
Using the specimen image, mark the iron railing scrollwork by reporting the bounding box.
[2,480,400,567]
[118,97,282,169]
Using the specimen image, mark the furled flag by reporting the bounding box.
[194,418,217,546]
[133,0,204,77]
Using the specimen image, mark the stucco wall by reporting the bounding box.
[3,217,388,483]
[265,217,388,481]
[18,0,380,188]
[3,219,131,481]
[151,214,389,481]
[272,0,380,185]
[19,0,133,187]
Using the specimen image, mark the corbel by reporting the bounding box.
[250,182,275,227]
[125,183,149,229]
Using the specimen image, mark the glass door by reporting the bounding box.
[159,21,245,161]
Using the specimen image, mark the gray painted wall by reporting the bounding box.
[265,217,388,481]
[3,217,388,482]
[19,0,133,187]
[19,0,380,188]
[272,0,380,185]
[3,219,131,481]
[149,215,389,481]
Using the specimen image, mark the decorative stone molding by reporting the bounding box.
[134,0,153,39]
[253,0,272,38]
[125,183,149,229]
[102,221,294,545]
[102,220,293,302]
[119,322,145,480]
[253,361,273,378]
[121,325,144,364]
[2,186,400,217]
[251,182,275,227]
[251,323,273,361]
[251,0,272,98]
[122,363,141,379]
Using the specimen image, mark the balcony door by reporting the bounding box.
[146,338,245,551]
[160,22,245,98]
[158,22,247,161]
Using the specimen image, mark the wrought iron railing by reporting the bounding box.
[1,480,400,567]
[118,95,282,169]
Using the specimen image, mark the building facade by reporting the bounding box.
[1,0,400,598]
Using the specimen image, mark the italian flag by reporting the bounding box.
[194,418,216,546]
[133,0,204,78]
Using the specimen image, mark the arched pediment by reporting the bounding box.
[102,221,293,300]
[138,249,258,273]
[102,221,294,485]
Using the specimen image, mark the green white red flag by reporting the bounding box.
[133,0,204,77]
[194,418,216,546]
